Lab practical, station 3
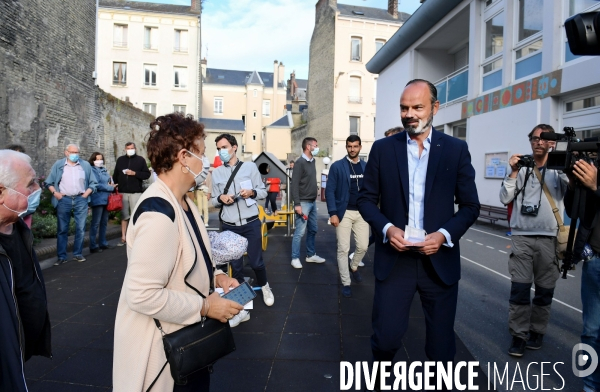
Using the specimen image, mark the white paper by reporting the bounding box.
[239,180,257,207]
[215,287,253,310]
[404,225,426,243]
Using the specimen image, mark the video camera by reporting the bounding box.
[540,127,600,172]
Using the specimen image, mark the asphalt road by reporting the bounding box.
[455,222,584,392]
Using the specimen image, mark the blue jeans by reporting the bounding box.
[291,201,317,259]
[222,219,268,286]
[89,205,109,249]
[56,195,88,259]
[582,257,600,392]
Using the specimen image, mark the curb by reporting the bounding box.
[35,226,122,262]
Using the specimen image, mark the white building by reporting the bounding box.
[97,0,202,118]
[368,0,600,207]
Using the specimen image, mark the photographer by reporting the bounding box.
[499,124,569,357]
[565,159,600,392]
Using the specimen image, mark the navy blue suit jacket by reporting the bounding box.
[357,129,480,285]
[325,158,367,221]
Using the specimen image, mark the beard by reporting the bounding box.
[403,112,434,136]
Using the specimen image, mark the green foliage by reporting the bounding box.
[31,210,92,240]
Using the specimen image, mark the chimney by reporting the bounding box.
[191,0,201,13]
[201,57,207,78]
[290,71,296,98]
[278,62,285,84]
[388,0,398,19]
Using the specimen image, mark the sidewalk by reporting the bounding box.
[25,202,493,391]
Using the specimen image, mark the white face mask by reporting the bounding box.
[94,160,104,167]
[185,150,210,188]
[126,149,136,156]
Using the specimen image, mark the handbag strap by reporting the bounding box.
[223,161,243,195]
[534,167,565,232]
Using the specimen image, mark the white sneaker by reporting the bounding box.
[228,310,250,328]
[349,252,364,267]
[261,283,275,306]
[291,258,303,269]
[306,254,325,263]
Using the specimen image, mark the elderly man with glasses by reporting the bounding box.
[500,124,569,357]
[45,144,98,265]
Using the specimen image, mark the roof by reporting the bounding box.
[366,0,462,74]
[267,113,293,128]
[204,68,286,88]
[199,118,245,133]
[99,0,200,16]
[253,152,289,180]
[337,4,410,23]
[296,79,308,89]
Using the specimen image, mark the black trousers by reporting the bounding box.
[371,253,458,362]
[265,192,278,211]
[222,219,268,286]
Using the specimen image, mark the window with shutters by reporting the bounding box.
[113,24,128,48]
[214,98,223,114]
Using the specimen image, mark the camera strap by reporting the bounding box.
[534,167,565,230]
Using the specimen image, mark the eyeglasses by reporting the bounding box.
[529,137,548,144]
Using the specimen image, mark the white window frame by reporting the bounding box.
[173,66,188,89]
[174,29,188,53]
[262,100,271,117]
[351,36,362,62]
[253,110,257,118]
[481,5,505,93]
[173,104,186,113]
[112,62,127,86]
[143,103,157,116]
[113,24,128,48]
[214,97,223,114]
[143,64,157,87]
[513,36,543,82]
[253,89,257,97]
[349,116,361,136]
[144,26,159,50]
[375,39,386,54]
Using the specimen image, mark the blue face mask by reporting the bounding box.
[219,148,231,164]
[68,154,79,163]
[312,147,320,156]
[2,188,41,217]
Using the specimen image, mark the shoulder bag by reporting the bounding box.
[106,189,123,212]
[218,162,243,223]
[146,217,236,390]
[534,168,570,260]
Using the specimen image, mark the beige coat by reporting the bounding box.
[113,178,224,391]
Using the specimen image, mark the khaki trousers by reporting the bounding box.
[195,190,209,225]
[336,210,369,286]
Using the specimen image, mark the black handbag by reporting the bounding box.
[146,215,236,390]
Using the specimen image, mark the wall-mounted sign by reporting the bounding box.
[484,152,509,179]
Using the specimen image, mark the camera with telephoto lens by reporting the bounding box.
[520,204,539,216]
[541,127,600,172]
[517,154,535,169]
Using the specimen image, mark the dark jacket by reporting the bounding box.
[0,219,52,392]
[357,129,480,285]
[90,166,115,207]
[113,154,151,194]
[326,158,367,221]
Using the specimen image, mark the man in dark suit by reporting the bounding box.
[357,79,480,364]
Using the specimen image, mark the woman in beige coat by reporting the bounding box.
[113,113,243,391]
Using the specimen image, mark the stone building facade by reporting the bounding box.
[0,0,154,177]
[306,0,408,161]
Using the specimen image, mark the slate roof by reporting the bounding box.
[199,118,245,132]
[267,113,293,128]
[204,68,286,88]
[99,0,200,16]
[337,4,410,23]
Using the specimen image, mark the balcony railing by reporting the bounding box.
[113,41,128,48]
[348,96,362,104]
[435,66,468,105]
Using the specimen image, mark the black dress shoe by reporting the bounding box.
[508,336,527,357]
[90,247,103,254]
[99,244,114,250]
[526,331,544,350]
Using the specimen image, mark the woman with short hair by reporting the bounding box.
[113,112,243,392]
[88,152,115,253]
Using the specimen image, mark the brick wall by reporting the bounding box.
[305,0,336,157]
[0,0,153,178]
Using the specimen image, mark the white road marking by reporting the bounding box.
[466,239,473,242]
[461,255,582,314]
[476,242,483,246]
[568,274,576,278]
[499,250,507,254]
[469,227,511,241]
[486,246,494,249]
